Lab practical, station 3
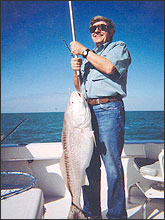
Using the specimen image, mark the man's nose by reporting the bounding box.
[95,26,101,32]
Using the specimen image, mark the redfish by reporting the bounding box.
[60,91,94,219]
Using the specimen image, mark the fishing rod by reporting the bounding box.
[59,33,73,57]
[68,1,81,90]
[69,1,76,42]
[1,118,28,143]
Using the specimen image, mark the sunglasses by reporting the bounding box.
[89,24,110,33]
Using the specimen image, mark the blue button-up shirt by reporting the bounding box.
[80,41,131,99]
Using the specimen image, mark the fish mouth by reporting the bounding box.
[69,91,84,105]
[77,92,81,97]
[75,91,83,100]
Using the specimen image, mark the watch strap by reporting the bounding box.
[82,48,90,58]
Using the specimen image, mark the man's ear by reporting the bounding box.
[110,29,115,37]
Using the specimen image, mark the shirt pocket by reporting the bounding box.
[92,74,107,82]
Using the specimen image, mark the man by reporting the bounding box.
[70,15,131,219]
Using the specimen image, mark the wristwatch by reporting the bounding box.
[82,48,90,58]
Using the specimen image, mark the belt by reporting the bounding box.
[87,95,122,105]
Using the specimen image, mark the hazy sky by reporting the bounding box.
[1,0,164,113]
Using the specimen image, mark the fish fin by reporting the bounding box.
[92,133,96,147]
[83,129,96,147]
[84,174,89,185]
[81,169,90,186]
[83,129,94,137]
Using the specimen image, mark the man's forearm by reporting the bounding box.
[86,50,116,75]
[73,71,82,91]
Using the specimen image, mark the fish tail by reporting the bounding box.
[68,202,86,219]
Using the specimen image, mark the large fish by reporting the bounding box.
[60,91,94,219]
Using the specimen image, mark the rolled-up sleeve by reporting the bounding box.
[106,41,131,76]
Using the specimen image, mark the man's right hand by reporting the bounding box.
[71,57,82,71]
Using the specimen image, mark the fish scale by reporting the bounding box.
[60,91,94,219]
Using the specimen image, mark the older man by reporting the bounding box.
[70,15,131,219]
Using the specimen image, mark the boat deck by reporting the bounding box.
[1,142,164,219]
[44,193,164,219]
[43,162,164,219]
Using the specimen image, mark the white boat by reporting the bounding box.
[1,141,164,219]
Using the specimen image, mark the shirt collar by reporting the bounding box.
[93,41,112,53]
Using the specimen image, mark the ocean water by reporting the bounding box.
[1,111,164,145]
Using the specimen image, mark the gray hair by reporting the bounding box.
[90,15,115,32]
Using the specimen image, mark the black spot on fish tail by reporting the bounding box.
[72,202,86,216]
[67,202,86,219]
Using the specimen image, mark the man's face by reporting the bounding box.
[91,21,112,47]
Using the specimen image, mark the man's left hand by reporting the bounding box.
[70,41,87,56]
